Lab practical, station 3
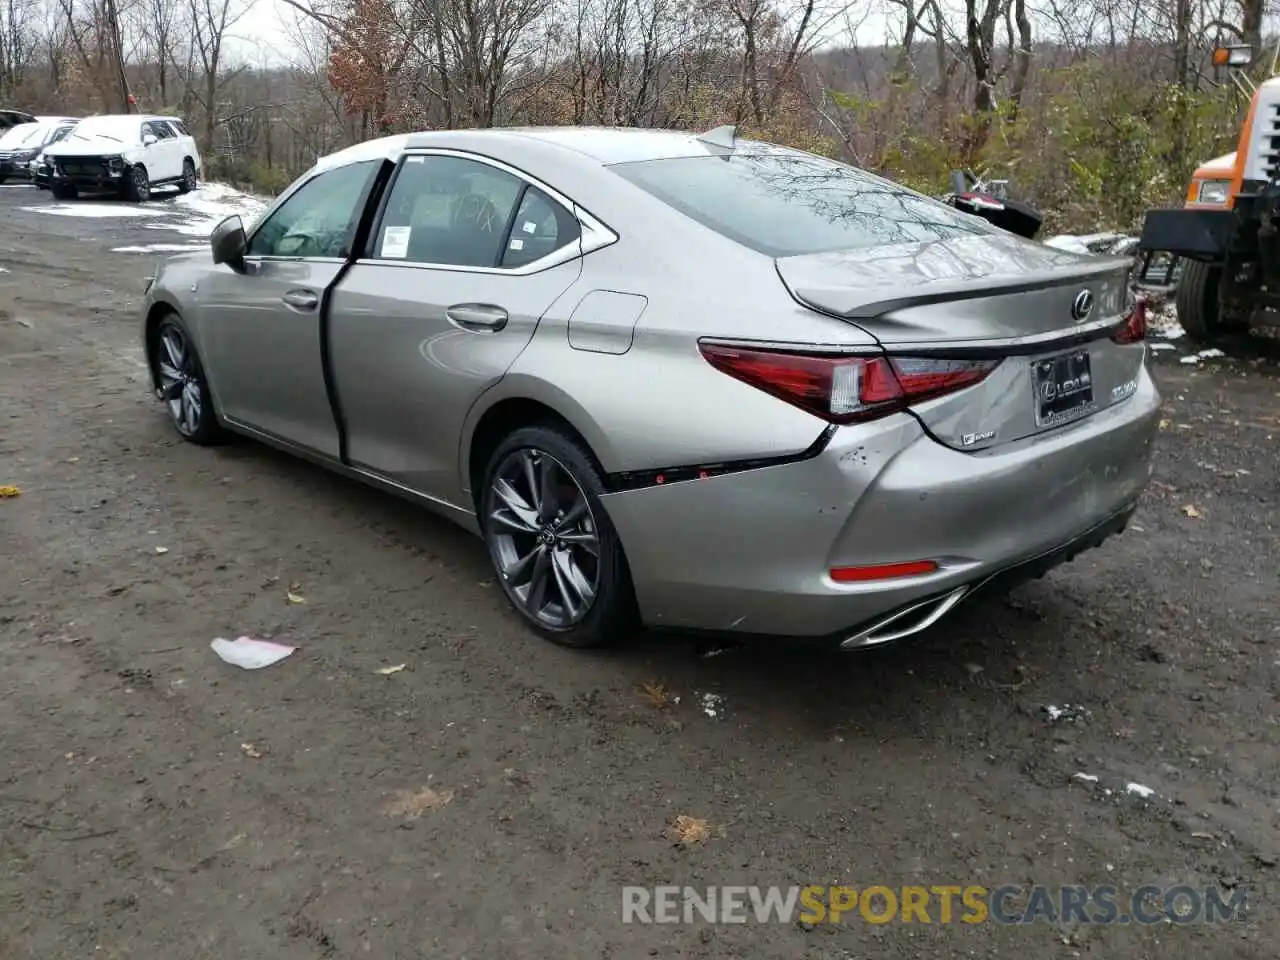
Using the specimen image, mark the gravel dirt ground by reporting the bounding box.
[1,181,1278,959]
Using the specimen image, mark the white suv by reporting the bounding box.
[43,114,202,202]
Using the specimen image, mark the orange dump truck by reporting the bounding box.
[1137,45,1280,342]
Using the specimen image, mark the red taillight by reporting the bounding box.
[698,343,999,424]
[1111,295,1147,344]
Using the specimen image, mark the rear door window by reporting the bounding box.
[610,151,996,258]
[371,154,579,269]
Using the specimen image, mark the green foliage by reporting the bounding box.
[983,63,1238,232]
[829,62,1240,234]
[203,154,294,196]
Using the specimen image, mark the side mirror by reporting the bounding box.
[211,214,247,266]
[142,134,157,146]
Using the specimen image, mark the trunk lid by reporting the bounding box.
[775,234,1143,452]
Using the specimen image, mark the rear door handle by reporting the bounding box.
[282,289,319,311]
[446,303,508,332]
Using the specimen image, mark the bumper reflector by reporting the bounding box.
[830,560,939,583]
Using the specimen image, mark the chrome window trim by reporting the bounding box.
[240,146,620,272]
[355,146,619,275]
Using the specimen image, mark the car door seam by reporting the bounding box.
[320,158,398,465]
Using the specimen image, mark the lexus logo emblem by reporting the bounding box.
[1071,289,1094,322]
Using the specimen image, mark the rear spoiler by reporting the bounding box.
[784,258,1133,322]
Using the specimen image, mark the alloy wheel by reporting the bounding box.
[133,167,150,200]
[156,323,203,436]
[183,161,196,192]
[487,448,601,629]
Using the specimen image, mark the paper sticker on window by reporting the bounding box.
[381,225,411,259]
[522,221,537,234]
[509,238,524,250]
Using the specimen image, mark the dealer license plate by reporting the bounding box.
[1032,349,1095,427]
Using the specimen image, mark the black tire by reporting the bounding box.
[480,425,635,648]
[1176,259,1223,342]
[152,313,225,445]
[0,176,6,185]
[177,158,197,194]
[50,182,76,200]
[124,164,150,202]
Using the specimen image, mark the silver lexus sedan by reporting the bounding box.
[141,126,1160,649]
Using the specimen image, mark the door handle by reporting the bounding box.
[282,289,319,311]
[446,303,508,332]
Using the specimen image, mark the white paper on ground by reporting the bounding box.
[211,636,296,669]
[381,226,412,259]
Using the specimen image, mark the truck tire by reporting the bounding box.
[1175,259,1222,342]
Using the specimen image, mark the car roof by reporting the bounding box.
[314,126,763,172]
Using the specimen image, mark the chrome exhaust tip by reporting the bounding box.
[840,585,970,650]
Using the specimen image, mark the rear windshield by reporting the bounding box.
[610,151,995,258]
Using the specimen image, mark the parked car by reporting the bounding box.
[0,107,36,131]
[0,116,77,183]
[44,114,201,201]
[140,126,1160,650]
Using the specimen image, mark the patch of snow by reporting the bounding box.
[700,692,724,719]
[1072,772,1099,783]
[1125,782,1155,799]
[1180,348,1228,365]
[112,243,206,254]
[1043,232,1136,256]
[22,203,169,219]
[1147,302,1184,339]
[1149,342,1177,352]
[1044,235,1092,254]
[154,182,269,238]
[0,266,8,273]
[1046,704,1065,721]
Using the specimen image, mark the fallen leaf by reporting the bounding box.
[0,485,20,498]
[1191,831,1217,841]
[1158,419,1171,430]
[375,663,406,675]
[286,591,306,605]
[240,743,262,759]
[382,787,454,819]
[666,814,712,846]
[1181,504,1202,519]
[638,680,673,709]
